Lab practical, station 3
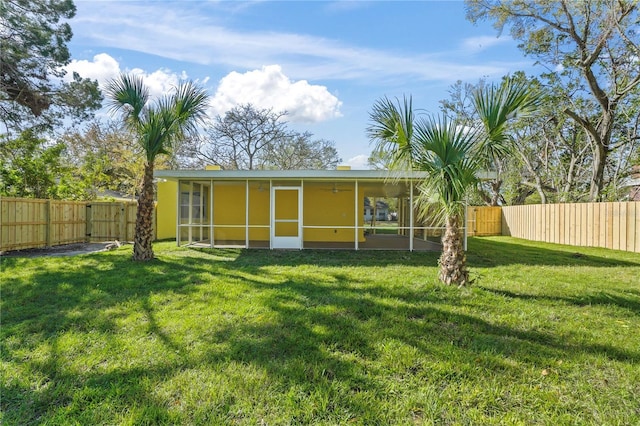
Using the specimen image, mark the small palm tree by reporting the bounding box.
[107,74,209,261]
[368,77,538,286]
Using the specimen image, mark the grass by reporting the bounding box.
[1,237,639,425]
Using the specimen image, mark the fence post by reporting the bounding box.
[119,202,126,242]
[46,199,52,247]
[85,204,92,242]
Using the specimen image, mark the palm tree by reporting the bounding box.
[368,78,538,286]
[107,74,209,261]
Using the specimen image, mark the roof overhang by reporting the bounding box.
[154,169,497,181]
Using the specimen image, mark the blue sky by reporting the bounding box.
[67,0,537,168]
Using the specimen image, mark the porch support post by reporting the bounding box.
[300,180,304,250]
[464,201,468,251]
[188,181,193,245]
[409,180,414,252]
[176,180,180,246]
[269,180,273,250]
[245,179,249,248]
[354,180,359,250]
[210,180,214,248]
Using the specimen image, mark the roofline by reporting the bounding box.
[154,169,497,181]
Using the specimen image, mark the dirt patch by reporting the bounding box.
[1,242,127,258]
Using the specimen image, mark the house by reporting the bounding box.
[363,197,390,222]
[154,167,492,251]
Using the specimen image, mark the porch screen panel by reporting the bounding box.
[213,181,246,244]
[303,181,356,243]
[248,181,270,244]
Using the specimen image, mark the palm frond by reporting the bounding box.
[172,81,210,133]
[366,95,417,173]
[413,115,481,220]
[107,74,210,164]
[473,76,541,161]
[106,74,150,128]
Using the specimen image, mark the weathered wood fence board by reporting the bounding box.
[1,198,47,250]
[0,197,148,252]
[466,206,502,236]
[50,200,87,246]
[501,202,640,253]
[87,202,138,242]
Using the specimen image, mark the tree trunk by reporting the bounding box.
[589,141,607,202]
[133,162,155,261]
[438,215,469,287]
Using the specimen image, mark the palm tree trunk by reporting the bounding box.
[439,214,469,286]
[133,162,155,261]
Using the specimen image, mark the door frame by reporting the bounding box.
[270,186,302,249]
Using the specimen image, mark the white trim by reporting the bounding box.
[156,169,497,181]
[245,180,249,248]
[354,180,359,251]
[269,180,273,249]
[188,181,193,244]
[271,186,302,249]
[301,180,305,249]
[409,181,414,252]
[209,181,214,248]
[175,180,180,246]
[463,204,468,251]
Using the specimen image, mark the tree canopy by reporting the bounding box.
[198,104,341,170]
[0,0,101,134]
[466,0,640,201]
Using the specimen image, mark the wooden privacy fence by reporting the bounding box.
[466,206,502,236]
[502,202,640,253]
[86,202,138,243]
[465,202,640,253]
[0,198,86,251]
[0,197,146,252]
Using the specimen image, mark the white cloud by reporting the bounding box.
[345,154,370,170]
[210,65,342,123]
[64,53,121,87]
[130,67,186,100]
[64,53,190,100]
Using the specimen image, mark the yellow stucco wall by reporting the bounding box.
[156,180,366,243]
[303,185,365,242]
[156,180,177,240]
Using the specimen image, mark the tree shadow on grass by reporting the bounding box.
[1,250,223,424]
[480,287,640,316]
[467,237,640,268]
[191,246,442,268]
[189,237,640,270]
[2,244,639,424]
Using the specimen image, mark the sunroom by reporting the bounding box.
[154,168,462,251]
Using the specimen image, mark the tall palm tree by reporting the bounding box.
[368,78,538,286]
[107,74,209,261]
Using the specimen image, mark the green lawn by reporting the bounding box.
[2,237,639,425]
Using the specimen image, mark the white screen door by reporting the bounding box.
[271,187,302,249]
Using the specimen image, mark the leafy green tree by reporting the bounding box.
[368,78,538,286]
[1,0,102,134]
[107,74,209,261]
[466,0,640,201]
[0,130,88,199]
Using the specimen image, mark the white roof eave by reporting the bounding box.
[154,169,497,181]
